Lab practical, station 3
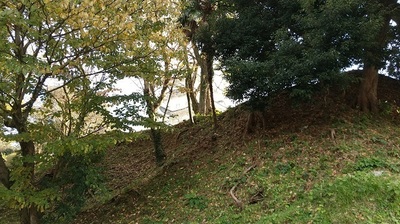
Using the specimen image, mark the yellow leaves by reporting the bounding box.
[5,103,12,112]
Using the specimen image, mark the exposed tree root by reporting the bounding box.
[175,128,189,143]
[229,164,257,209]
[229,184,243,209]
[249,188,264,204]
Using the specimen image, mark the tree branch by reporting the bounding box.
[62,85,73,136]
[22,74,51,119]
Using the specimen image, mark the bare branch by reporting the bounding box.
[21,74,51,121]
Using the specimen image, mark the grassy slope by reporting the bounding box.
[73,75,400,224]
[2,76,400,223]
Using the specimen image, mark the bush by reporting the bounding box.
[353,157,387,171]
[184,193,208,210]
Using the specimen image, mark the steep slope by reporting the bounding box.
[73,75,400,223]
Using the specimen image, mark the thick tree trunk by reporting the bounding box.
[19,140,40,224]
[356,4,393,113]
[150,128,166,166]
[20,140,36,180]
[246,111,267,134]
[0,156,10,189]
[198,58,211,115]
[357,65,379,113]
[192,43,211,115]
[20,207,39,224]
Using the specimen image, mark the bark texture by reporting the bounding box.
[0,156,10,189]
[357,1,394,112]
[206,51,218,129]
[246,111,267,134]
[357,66,379,113]
[20,207,39,224]
[144,81,167,166]
[19,140,40,224]
[150,128,166,166]
[193,44,212,115]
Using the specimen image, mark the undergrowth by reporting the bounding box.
[70,112,400,224]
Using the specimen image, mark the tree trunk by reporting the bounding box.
[205,52,218,129]
[198,57,211,115]
[143,83,166,166]
[19,140,40,224]
[185,90,194,124]
[357,65,379,113]
[189,84,199,115]
[185,66,197,120]
[0,156,10,189]
[20,207,39,224]
[192,43,211,115]
[245,111,267,134]
[356,5,393,113]
[20,140,36,181]
[150,128,166,166]
[183,39,199,115]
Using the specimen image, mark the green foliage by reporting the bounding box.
[371,136,388,145]
[184,192,208,210]
[274,162,295,175]
[193,114,211,124]
[0,168,60,213]
[0,0,161,222]
[353,157,387,171]
[214,0,400,108]
[0,132,125,223]
[310,171,400,223]
[214,0,346,108]
[41,152,109,224]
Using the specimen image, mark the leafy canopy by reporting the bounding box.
[0,0,164,222]
[214,0,400,108]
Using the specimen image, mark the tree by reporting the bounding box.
[213,0,303,132]
[30,76,123,223]
[300,0,400,113]
[0,1,150,223]
[215,0,298,98]
[0,136,18,190]
[0,156,10,189]
[117,0,188,166]
[214,0,400,116]
[180,0,219,128]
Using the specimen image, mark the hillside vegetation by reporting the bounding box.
[68,75,400,223]
[1,1,400,223]
[3,76,399,223]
